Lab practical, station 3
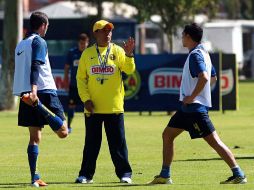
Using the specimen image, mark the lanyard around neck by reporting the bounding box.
[95,43,111,84]
[95,43,111,68]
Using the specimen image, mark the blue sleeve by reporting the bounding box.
[189,51,206,78]
[211,65,216,77]
[32,36,47,64]
[30,61,40,85]
[66,50,73,66]
[30,37,47,85]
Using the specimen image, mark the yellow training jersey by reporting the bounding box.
[76,43,135,113]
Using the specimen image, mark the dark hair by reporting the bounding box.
[79,33,89,41]
[30,11,48,31]
[183,23,203,43]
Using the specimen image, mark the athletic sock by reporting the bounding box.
[160,165,170,178]
[27,145,40,182]
[231,166,245,177]
[35,101,63,131]
[67,108,74,128]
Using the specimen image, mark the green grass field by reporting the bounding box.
[0,81,254,190]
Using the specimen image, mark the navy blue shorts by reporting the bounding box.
[68,85,82,105]
[18,92,66,127]
[167,110,215,139]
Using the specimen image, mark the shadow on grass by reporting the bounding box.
[239,79,254,83]
[0,182,74,189]
[0,183,28,189]
[0,182,151,189]
[71,183,152,188]
[174,156,254,162]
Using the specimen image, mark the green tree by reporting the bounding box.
[71,0,103,19]
[220,0,254,19]
[127,0,219,51]
[251,0,254,19]
[220,0,241,19]
[0,0,22,110]
[240,0,252,19]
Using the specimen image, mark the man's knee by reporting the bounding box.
[29,136,41,144]
[29,127,42,144]
[58,131,68,138]
[56,123,68,138]
[162,127,173,142]
[162,126,183,142]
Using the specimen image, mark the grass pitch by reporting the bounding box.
[0,81,254,189]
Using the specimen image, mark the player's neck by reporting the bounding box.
[188,42,199,51]
[97,42,110,47]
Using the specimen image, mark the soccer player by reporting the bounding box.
[13,12,68,187]
[75,20,135,184]
[63,33,89,133]
[149,23,247,185]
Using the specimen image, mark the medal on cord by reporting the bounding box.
[95,43,111,84]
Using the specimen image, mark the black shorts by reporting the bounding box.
[167,110,215,139]
[68,85,82,105]
[18,92,66,127]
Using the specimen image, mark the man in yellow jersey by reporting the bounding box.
[75,20,135,184]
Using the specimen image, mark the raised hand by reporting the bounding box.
[123,37,135,57]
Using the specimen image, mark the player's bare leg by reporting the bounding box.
[56,120,68,138]
[204,131,247,184]
[149,127,184,184]
[162,127,184,166]
[203,131,237,168]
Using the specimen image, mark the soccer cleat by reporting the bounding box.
[31,179,48,187]
[220,175,247,184]
[120,177,132,184]
[75,176,93,184]
[148,175,173,184]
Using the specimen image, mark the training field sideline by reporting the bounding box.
[0,81,253,190]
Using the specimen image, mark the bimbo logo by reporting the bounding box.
[149,68,182,95]
[91,65,115,75]
[221,69,233,95]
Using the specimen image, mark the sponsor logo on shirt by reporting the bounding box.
[17,50,24,56]
[109,54,116,60]
[90,65,115,75]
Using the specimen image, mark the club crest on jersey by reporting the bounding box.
[73,59,79,66]
[109,54,116,60]
[91,65,115,75]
